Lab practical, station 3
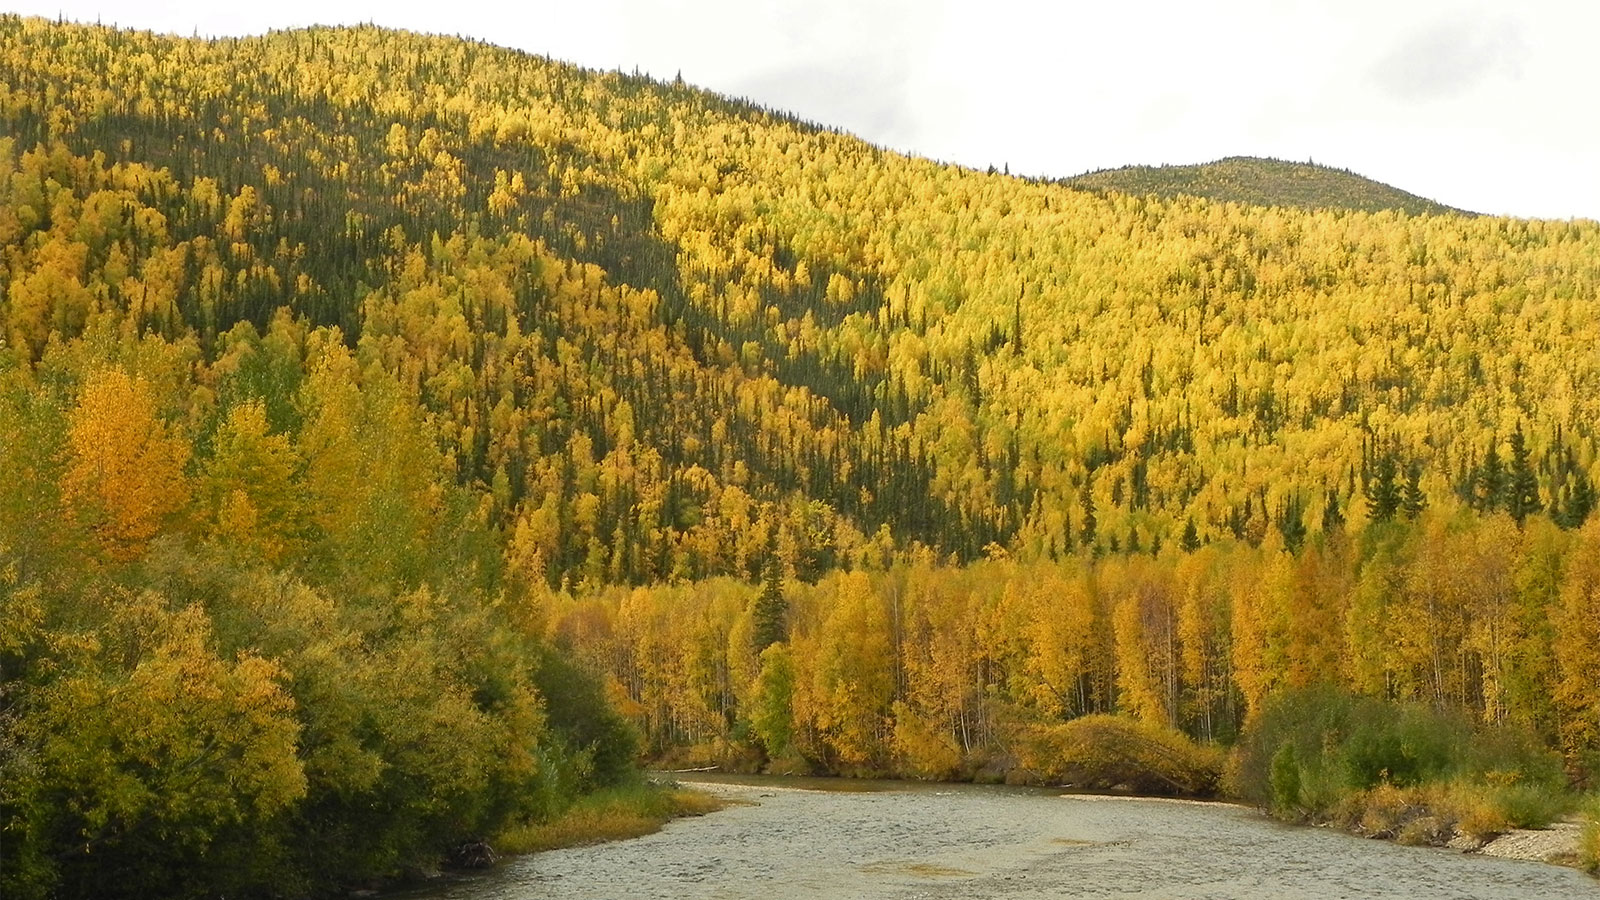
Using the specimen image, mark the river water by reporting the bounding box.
[409,775,1595,899]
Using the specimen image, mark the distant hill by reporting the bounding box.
[1065,156,1470,216]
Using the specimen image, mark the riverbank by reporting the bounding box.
[1047,781,1592,873]
[658,769,1596,879]
[398,775,1600,900]
[1321,789,1587,867]
[1252,780,1595,874]
[494,781,729,855]
[1477,821,1584,865]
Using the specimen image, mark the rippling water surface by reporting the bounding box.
[408,775,1595,899]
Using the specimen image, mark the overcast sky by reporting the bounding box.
[11,0,1599,219]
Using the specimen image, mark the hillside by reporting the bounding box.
[1067,156,1470,216]
[4,18,1600,898]
[1,18,1594,579]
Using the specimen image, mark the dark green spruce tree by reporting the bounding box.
[752,527,788,651]
[1401,462,1427,520]
[1476,441,1506,512]
[1506,425,1542,526]
[1322,488,1345,532]
[1180,517,1201,552]
[1079,480,1097,550]
[1277,494,1307,554]
[1558,469,1596,529]
[1364,452,1401,523]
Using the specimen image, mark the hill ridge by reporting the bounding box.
[32,17,1477,218]
[1065,154,1470,217]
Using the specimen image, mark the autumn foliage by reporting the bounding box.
[554,528,1600,788]
[61,369,190,559]
[3,16,1600,898]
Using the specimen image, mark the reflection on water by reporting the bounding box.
[407,775,1596,900]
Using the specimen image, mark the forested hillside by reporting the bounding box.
[3,17,1600,896]
[1067,156,1469,217]
[4,21,1595,577]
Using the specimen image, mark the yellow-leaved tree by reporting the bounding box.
[61,369,190,561]
[1554,519,1600,757]
[17,594,305,898]
[811,570,894,770]
[202,399,304,563]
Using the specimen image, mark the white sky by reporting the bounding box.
[11,0,1600,219]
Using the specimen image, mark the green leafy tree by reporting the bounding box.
[10,598,305,900]
[749,643,797,761]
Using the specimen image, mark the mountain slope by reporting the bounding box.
[0,17,1596,581]
[1066,155,1469,216]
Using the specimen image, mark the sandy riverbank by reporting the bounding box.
[1476,821,1584,866]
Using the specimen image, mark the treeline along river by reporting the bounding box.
[405,776,1594,899]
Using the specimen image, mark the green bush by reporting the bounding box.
[1231,685,1360,816]
[1580,796,1600,873]
[1340,700,1464,789]
[1486,780,1570,830]
[530,644,640,793]
[1269,744,1301,813]
[1232,686,1567,829]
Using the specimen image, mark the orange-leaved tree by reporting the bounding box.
[61,368,190,561]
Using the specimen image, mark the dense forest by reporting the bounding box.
[3,16,1600,897]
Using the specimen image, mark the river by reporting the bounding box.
[406,775,1595,899]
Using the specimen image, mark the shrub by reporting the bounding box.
[1486,780,1571,830]
[530,644,640,792]
[1018,714,1224,797]
[1443,782,1510,839]
[1580,796,1600,873]
[1233,686,1569,835]
[1340,700,1465,789]
[1269,744,1301,814]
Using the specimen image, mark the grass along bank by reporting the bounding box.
[1580,797,1600,873]
[495,780,728,855]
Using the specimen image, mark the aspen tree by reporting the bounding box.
[61,369,190,561]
